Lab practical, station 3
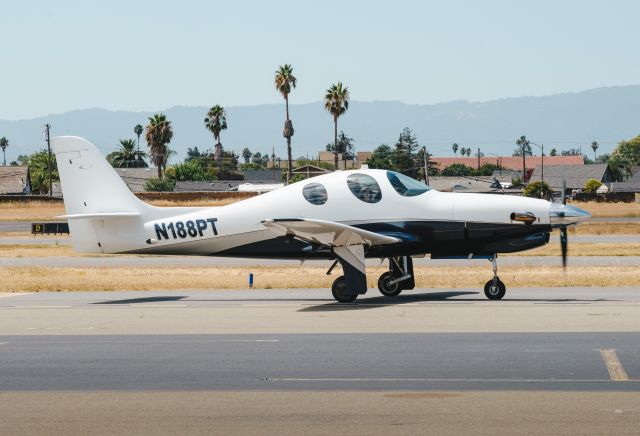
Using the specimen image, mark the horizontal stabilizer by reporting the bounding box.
[262,218,401,247]
[56,212,141,220]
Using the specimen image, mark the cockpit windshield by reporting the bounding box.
[386,171,431,197]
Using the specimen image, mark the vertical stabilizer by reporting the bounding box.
[53,136,149,252]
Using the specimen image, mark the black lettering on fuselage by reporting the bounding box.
[153,218,219,241]
[154,223,169,240]
[207,218,218,235]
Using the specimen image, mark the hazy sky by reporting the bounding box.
[1,0,639,120]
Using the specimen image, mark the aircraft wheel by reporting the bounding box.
[377,272,402,297]
[484,278,506,300]
[332,276,357,303]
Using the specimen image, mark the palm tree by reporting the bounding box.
[274,64,297,181]
[324,82,350,170]
[0,137,8,166]
[134,124,143,154]
[110,139,148,168]
[145,113,173,179]
[452,143,458,156]
[591,141,599,162]
[204,105,227,162]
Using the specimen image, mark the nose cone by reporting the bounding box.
[550,203,591,226]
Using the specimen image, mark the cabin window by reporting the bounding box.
[302,182,328,205]
[347,173,382,203]
[386,171,431,197]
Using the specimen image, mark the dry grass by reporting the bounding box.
[572,201,640,218]
[570,221,640,235]
[516,242,640,256]
[146,199,241,208]
[0,201,65,221]
[1,265,639,292]
[0,244,75,257]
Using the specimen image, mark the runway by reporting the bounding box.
[2,288,639,434]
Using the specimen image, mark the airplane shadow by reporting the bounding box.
[93,296,187,305]
[298,291,478,312]
[297,292,619,312]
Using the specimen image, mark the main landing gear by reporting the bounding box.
[484,255,506,300]
[331,276,357,303]
[377,256,415,298]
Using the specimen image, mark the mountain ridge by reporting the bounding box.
[1,85,639,163]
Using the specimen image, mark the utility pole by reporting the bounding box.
[44,124,52,197]
[423,146,430,186]
[477,147,481,170]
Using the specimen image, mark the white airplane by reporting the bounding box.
[53,136,591,303]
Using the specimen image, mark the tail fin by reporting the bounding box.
[53,136,149,253]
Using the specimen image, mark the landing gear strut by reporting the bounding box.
[484,255,506,300]
[377,256,415,297]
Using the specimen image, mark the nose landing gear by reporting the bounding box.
[484,255,506,300]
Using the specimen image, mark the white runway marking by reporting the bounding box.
[9,339,280,345]
[599,349,630,381]
[0,293,33,298]
[267,377,638,383]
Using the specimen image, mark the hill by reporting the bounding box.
[1,85,639,163]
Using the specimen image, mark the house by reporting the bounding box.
[114,168,156,192]
[291,165,331,179]
[609,169,640,193]
[528,163,614,192]
[0,166,31,194]
[428,176,506,193]
[430,155,584,173]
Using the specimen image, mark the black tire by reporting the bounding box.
[332,276,357,303]
[377,272,402,297]
[484,278,506,300]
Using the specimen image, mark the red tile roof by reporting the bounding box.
[430,156,584,171]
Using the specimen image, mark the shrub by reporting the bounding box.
[523,181,552,198]
[144,178,176,192]
[584,178,602,193]
[442,163,474,176]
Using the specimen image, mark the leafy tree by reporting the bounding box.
[185,147,204,162]
[22,149,59,194]
[591,141,599,161]
[274,64,297,182]
[242,147,252,164]
[452,143,458,156]
[326,131,355,168]
[523,181,552,198]
[416,147,438,180]
[442,163,473,176]
[366,144,394,170]
[550,148,557,156]
[165,160,209,182]
[514,136,531,182]
[134,124,143,153]
[0,137,8,166]
[392,127,420,178]
[144,177,176,192]
[108,139,148,168]
[610,134,640,176]
[204,105,227,162]
[475,163,502,176]
[145,113,173,179]
[251,152,267,166]
[324,82,350,170]
[561,148,581,156]
[584,178,602,193]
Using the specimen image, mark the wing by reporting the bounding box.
[261,218,402,297]
[261,218,401,247]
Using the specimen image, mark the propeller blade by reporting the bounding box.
[560,226,568,267]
